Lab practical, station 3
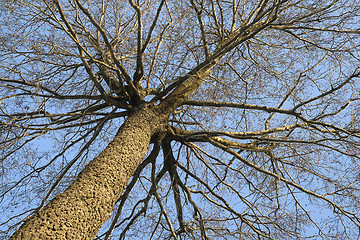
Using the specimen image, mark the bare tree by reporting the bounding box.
[1,0,360,239]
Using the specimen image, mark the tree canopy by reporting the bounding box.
[1,0,360,239]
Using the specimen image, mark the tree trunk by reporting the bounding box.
[10,106,164,240]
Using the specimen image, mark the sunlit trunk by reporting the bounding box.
[11,106,163,239]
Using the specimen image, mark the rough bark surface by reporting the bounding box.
[9,11,270,240]
[10,106,164,240]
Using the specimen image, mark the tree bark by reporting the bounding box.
[10,16,272,240]
[10,106,164,240]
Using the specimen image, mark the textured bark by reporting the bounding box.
[10,106,164,240]
[10,15,272,240]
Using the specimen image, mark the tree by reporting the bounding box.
[1,0,360,239]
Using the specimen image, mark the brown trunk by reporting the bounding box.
[10,20,268,239]
[11,106,164,240]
